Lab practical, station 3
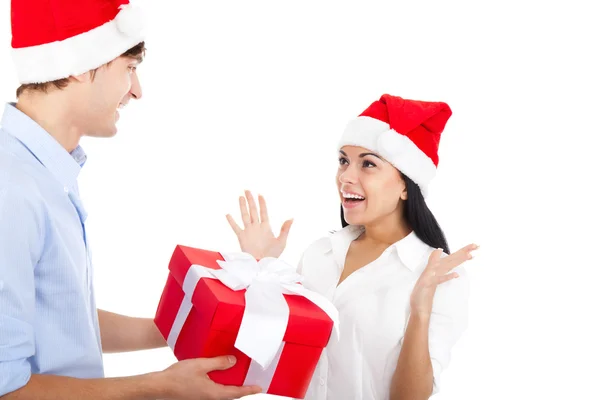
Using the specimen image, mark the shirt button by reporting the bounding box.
[319,377,325,386]
[64,187,69,193]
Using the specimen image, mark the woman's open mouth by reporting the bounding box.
[341,191,365,209]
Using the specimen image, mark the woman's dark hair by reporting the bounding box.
[340,172,450,254]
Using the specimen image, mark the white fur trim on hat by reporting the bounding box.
[11,4,146,84]
[338,116,437,197]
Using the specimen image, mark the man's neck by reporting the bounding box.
[16,92,83,153]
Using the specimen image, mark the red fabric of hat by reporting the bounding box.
[10,0,146,84]
[339,94,452,197]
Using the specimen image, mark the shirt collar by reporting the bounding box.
[391,230,431,271]
[327,224,431,272]
[1,103,87,191]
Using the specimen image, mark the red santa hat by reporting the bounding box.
[10,0,146,84]
[338,94,452,198]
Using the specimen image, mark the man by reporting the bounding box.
[0,0,261,399]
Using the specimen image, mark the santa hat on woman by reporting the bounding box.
[338,94,452,198]
[10,0,146,84]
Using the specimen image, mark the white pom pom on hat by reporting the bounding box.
[116,3,146,38]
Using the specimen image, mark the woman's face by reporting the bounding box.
[336,145,407,227]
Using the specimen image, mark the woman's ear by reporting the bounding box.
[398,171,408,201]
[400,186,408,201]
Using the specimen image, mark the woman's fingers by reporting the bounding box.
[245,190,259,224]
[239,196,251,227]
[436,272,459,285]
[425,244,478,281]
[226,214,242,236]
[428,248,444,264]
[258,194,269,225]
[278,219,294,243]
[443,244,477,270]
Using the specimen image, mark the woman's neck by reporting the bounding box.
[360,214,412,247]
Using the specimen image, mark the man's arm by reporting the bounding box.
[1,373,159,400]
[1,356,261,400]
[0,184,41,396]
[98,310,166,353]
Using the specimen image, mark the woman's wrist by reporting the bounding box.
[410,308,432,323]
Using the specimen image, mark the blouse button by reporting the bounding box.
[319,377,325,386]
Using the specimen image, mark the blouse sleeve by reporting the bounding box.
[296,252,305,275]
[428,264,470,395]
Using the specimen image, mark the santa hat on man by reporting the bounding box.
[10,0,146,84]
[338,94,452,198]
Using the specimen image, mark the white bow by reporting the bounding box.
[169,252,339,370]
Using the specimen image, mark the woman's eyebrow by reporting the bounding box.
[359,152,382,160]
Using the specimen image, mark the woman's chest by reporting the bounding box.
[302,253,421,350]
[335,276,416,350]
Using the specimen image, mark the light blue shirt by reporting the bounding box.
[0,103,104,396]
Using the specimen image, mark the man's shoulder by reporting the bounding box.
[0,145,45,208]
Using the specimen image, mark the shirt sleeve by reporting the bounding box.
[296,235,331,276]
[0,183,43,396]
[296,252,305,275]
[428,264,470,395]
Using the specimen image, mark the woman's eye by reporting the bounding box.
[338,157,348,165]
[363,160,376,168]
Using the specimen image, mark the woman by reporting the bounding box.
[226,94,478,399]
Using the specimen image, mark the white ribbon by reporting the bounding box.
[167,252,340,372]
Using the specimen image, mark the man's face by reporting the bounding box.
[79,56,142,138]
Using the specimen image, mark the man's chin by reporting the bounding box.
[84,125,118,139]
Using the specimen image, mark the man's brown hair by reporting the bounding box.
[15,41,146,98]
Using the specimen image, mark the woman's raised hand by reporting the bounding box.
[410,243,479,317]
[226,190,293,259]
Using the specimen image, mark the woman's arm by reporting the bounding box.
[390,245,476,400]
[390,312,434,400]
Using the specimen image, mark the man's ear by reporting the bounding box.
[72,71,92,83]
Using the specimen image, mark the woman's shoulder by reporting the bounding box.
[301,225,362,257]
[297,228,356,277]
[300,233,334,257]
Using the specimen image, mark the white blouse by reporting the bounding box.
[298,225,469,400]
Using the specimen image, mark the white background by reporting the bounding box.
[1,0,599,399]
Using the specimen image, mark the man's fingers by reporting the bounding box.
[258,194,269,224]
[217,384,263,399]
[198,355,237,372]
[245,190,259,224]
[225,214,242,235]
[239,196,251,227]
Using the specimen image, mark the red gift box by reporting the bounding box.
[154,245,336,398]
